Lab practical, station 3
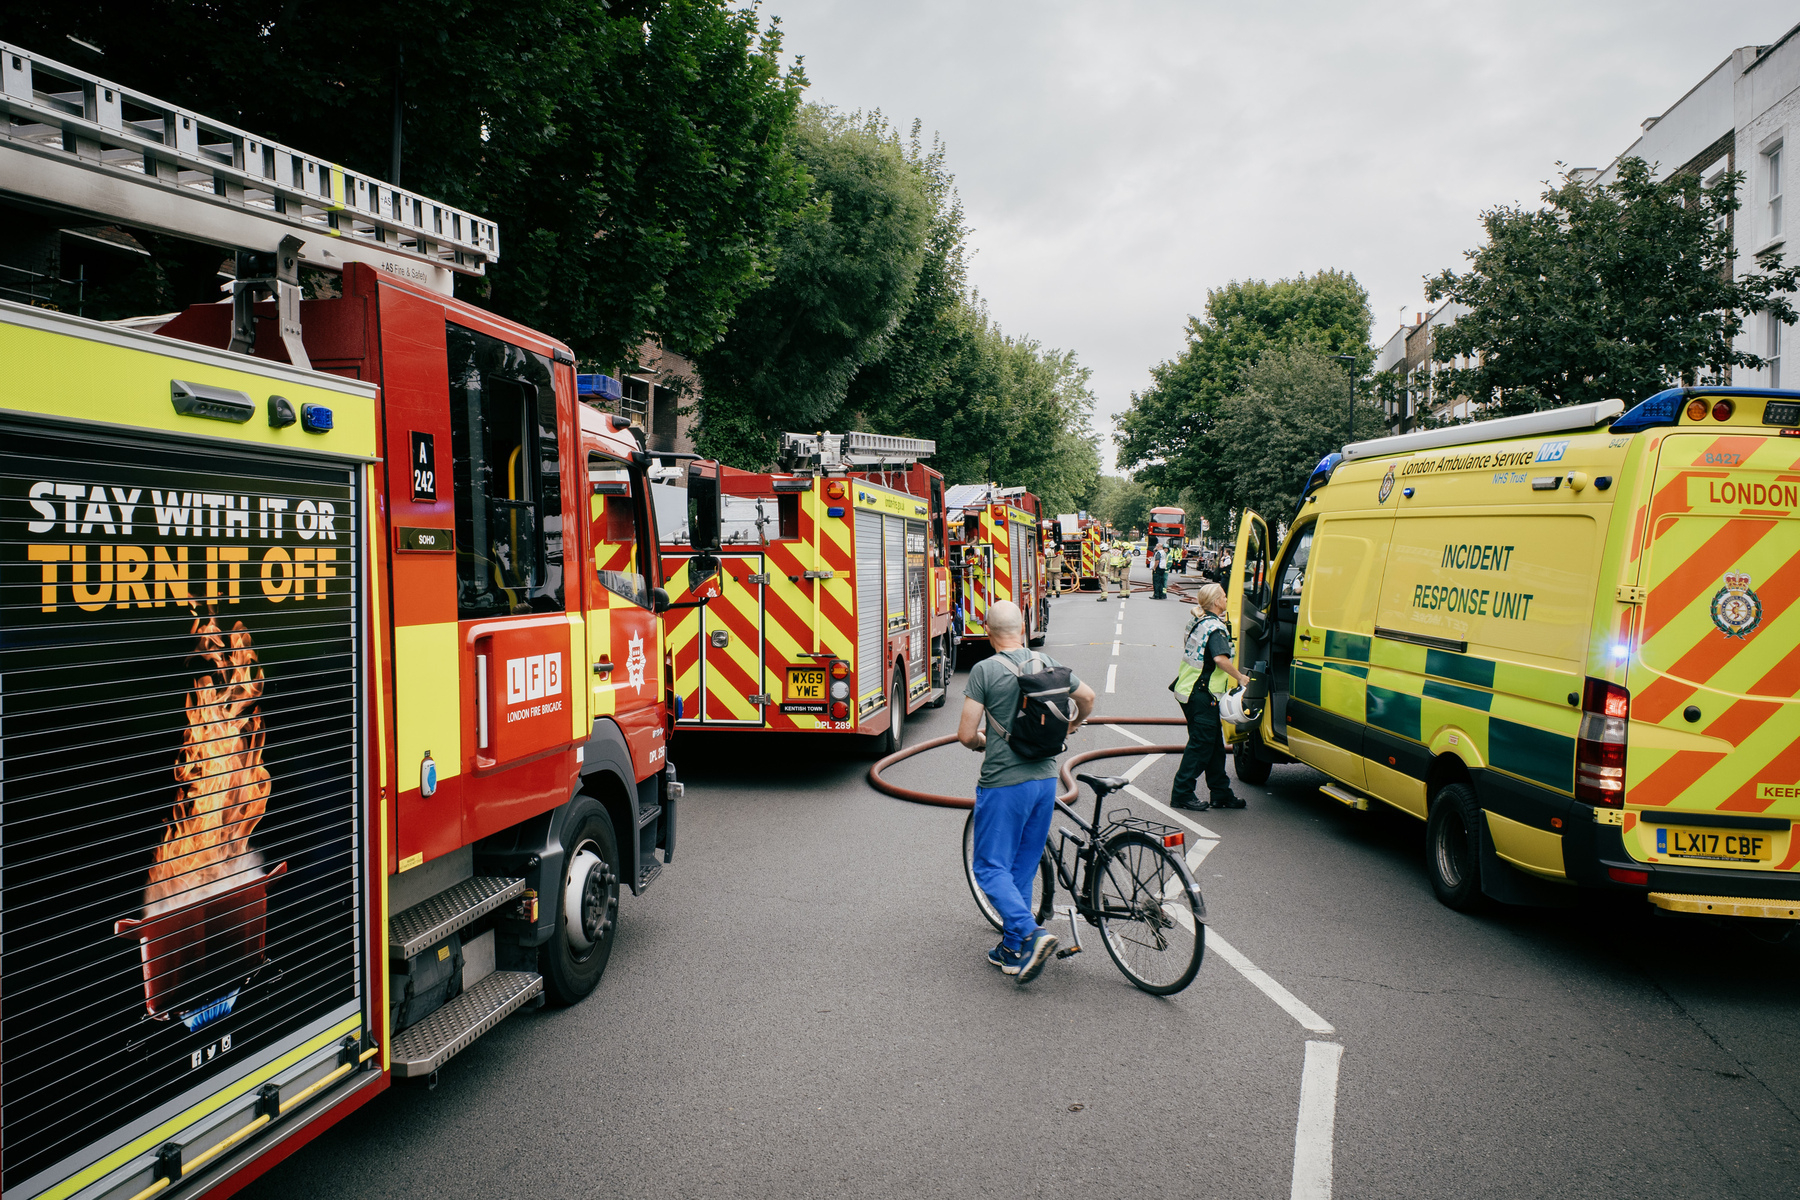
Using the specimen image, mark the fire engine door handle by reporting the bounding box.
[593,659,615,676]
[476,650,491,750]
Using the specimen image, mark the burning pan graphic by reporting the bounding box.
[116,611,286,1026]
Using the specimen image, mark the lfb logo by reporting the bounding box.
[506,653,564,705]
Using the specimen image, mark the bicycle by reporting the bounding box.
[961,772,1207,994]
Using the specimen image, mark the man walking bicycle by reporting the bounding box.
[958,601,1096,984]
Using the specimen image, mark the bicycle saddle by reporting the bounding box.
[1076,773,1129,796]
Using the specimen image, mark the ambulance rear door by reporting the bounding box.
[1623,430,1800,866]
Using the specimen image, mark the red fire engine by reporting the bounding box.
[0,42,705,1200]
[946,484,1048,653]
[656,431,953,752]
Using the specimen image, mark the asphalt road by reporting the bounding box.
[246,569,1800,1199]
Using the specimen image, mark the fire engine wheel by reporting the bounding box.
[872,675,906,758]
[541,807,620,1004]
[929,636,950,708]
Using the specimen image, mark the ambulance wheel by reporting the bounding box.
[541,805,620,1004]
[1233,742,1271,785]
[1426,783,1488,913]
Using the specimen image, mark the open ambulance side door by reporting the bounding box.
[1225,511,1271,744]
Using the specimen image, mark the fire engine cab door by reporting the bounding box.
[700,552,769,725]
[448,324,580,845]
[585,449,666,767]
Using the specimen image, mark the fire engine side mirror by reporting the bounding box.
[687,551,720,592]
[652,587,672,614]
[687,461,722,553]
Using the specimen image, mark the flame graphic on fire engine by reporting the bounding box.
[142,612,270,918]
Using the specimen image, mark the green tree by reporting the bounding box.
[694,106,933,466]
[1091,475,1152,534]
[1209,346,1387,522]
[2,1,807,367]
[1427,158,1800,413]
[1117,270,1374,529]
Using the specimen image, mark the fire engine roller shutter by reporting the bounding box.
[855,510,884,704]
[884,515,906,638]
[1008,519,1027,599]
[906,521,927,695]
[0,422,365,1198]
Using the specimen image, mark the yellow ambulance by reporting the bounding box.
[1227,388,1800,921]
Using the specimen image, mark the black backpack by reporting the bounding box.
[983,651,1079,760]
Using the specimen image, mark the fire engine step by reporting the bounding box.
[391,970,543,1079]
[389,876,526,961]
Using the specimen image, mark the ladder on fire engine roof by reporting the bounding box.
[779,430,937,471]
[0,40,499,310]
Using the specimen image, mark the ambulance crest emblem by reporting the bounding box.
[1710,572,1762,640]
[1378,466,1396,504]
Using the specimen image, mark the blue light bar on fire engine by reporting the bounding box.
[577,374,624,402]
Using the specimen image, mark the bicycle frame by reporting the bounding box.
[1045,787,1204,926]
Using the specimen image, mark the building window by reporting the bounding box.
[1770,312,1783,388]
[1767,144,1784,240]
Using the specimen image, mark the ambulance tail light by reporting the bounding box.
[1576,677,1630,807]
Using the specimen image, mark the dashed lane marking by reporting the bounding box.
[1111,640,1120,656]
[1104,663,1117,693]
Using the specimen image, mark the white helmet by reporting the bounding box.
[1218,686,1251,727]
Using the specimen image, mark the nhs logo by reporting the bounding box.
[1535,440,1568,463]
[506,653,564,704]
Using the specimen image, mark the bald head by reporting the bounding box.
[986,600,1024,643]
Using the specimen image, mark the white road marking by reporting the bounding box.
[1187,839,1219,869]
[1104,663,1117,693]
[1089,726,1340,1198]
[1290,1041,1344,1200]
[1115,623,1123,635]
[1111,640,1120,656]
[1205,932,1336,1035]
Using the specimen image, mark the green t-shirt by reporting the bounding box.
[966,649,1083,789]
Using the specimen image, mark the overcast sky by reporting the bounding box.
[762,0,1799,471]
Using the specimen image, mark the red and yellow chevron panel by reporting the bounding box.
[1624,431,1800,840]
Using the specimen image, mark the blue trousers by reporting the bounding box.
[972,776,1057,950]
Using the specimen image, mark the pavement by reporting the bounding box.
[245,568,1800,1200]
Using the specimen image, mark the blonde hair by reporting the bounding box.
[1193,582,1227,615]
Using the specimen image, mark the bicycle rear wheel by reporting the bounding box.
[961,810,1056,935]
[1093,830,1205,994]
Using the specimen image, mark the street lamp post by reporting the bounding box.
[1332,353,1357,447]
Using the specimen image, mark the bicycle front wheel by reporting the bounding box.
[1093,831,1205,994]
[961,810,1055,935]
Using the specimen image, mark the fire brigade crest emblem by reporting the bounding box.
[626,632,647,692]
[1710,572,1762,640]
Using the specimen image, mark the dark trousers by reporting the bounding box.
[1151,568,1168,598]
[1172,691,1232,804]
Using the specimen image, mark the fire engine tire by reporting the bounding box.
[1426,783,1489,914]
[872,676,907,758]
[1232,741,1272,785]
[541,805,621,1004]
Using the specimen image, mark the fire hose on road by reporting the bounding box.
[867,716,1188,809]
